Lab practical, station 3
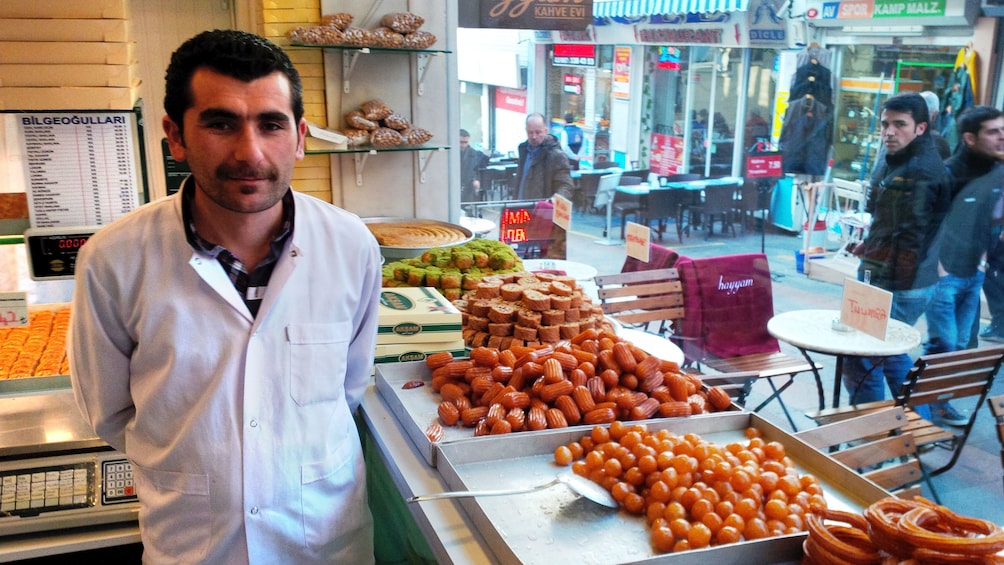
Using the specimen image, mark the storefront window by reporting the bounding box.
[670,47,739,177]
[743,49,778,152]
[545,45,613,166]
[833,44,962,181]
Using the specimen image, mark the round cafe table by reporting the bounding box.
[457,215,496,238]
[521,258,598,281]
[767,309,922,409]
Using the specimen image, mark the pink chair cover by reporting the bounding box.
[620,243,680,273]
[675,253,780,359]
[525,200,554,241]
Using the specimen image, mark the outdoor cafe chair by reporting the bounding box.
[596,256,822,431]
[673,253,824,431]
[682,182,740,239]
[808,345,1004,500]
[592,172,623,241]
[796,406,927,500]
[613,176,642,239]
[988,394,1004,493]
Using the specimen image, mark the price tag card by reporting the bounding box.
[625,221,650,263]
[840,278,893,340]
[552,195,572,231]
[0,291,29,328]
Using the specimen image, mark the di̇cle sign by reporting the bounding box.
[819,0,946,19]
[481,0,593,31]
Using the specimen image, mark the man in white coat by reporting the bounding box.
[69,30,380,563]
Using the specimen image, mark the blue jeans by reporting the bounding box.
[925,271,985,355]
[842,285,934,404]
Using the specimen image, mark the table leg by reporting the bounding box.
[795,347,826,411]
[833,355,844,409]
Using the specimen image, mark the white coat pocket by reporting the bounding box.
[287,322,351,406]
[130,462,211,560]
[300,433,370,552]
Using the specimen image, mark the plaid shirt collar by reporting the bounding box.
[180,178,295,313]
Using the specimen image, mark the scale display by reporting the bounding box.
[24,227,99,281]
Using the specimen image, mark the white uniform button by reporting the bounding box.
[249,419,258,428]
[250,506,259,515]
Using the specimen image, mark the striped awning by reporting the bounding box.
[593,0,749,18]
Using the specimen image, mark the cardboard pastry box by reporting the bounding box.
[374,340,466,365]
[377,287,462,344]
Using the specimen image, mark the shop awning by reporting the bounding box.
[594,0,749,18]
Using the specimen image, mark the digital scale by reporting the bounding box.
[23,226,100,281]
[0,387,138,538]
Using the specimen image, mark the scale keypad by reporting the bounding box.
[0,464,90,516]
[101,459,137,504]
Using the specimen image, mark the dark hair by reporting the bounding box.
[882,92,930,129]
[956,105,1003,138]
[459,129,470,138]
[564,112,575,124]
[164,30,303,134]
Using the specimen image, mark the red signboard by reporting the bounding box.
[553,44,596,66]
[649,133,684,176]
[746,153,783,178]
[500,206,533,244]
[495,87,527,113]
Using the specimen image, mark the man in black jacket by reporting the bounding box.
[843,92,951,405]
[923,106,1004,425]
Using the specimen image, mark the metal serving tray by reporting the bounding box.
[432,412,889,565]
[375,361,738,467]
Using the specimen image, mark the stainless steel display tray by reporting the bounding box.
[375,361,739,467]
[433,412,889,565]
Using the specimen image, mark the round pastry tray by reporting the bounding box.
[363,216,474,261]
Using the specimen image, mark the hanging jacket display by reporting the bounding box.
[780,95,832,176]
[940,45,977,153]
[789,60,833,109]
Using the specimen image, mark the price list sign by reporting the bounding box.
[18,112,141,228]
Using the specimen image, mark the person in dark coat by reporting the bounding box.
[514,113,573,202]
[459,129,488,204]
[513,113,573,258]
[923,106,1004,426]
[842,92,951,405]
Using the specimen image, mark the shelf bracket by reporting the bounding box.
[353,150,375,186]
[414,52,438,96]
[417,147,446,184]
[342,48,369,94]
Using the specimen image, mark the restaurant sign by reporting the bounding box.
[633,13,745,47]
[480,0,593,31]
[553,43,596,67]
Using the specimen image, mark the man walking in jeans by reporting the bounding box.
[924,106,1004,425]
[844,93,951,406]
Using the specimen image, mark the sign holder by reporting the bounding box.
[745,141,783,253]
